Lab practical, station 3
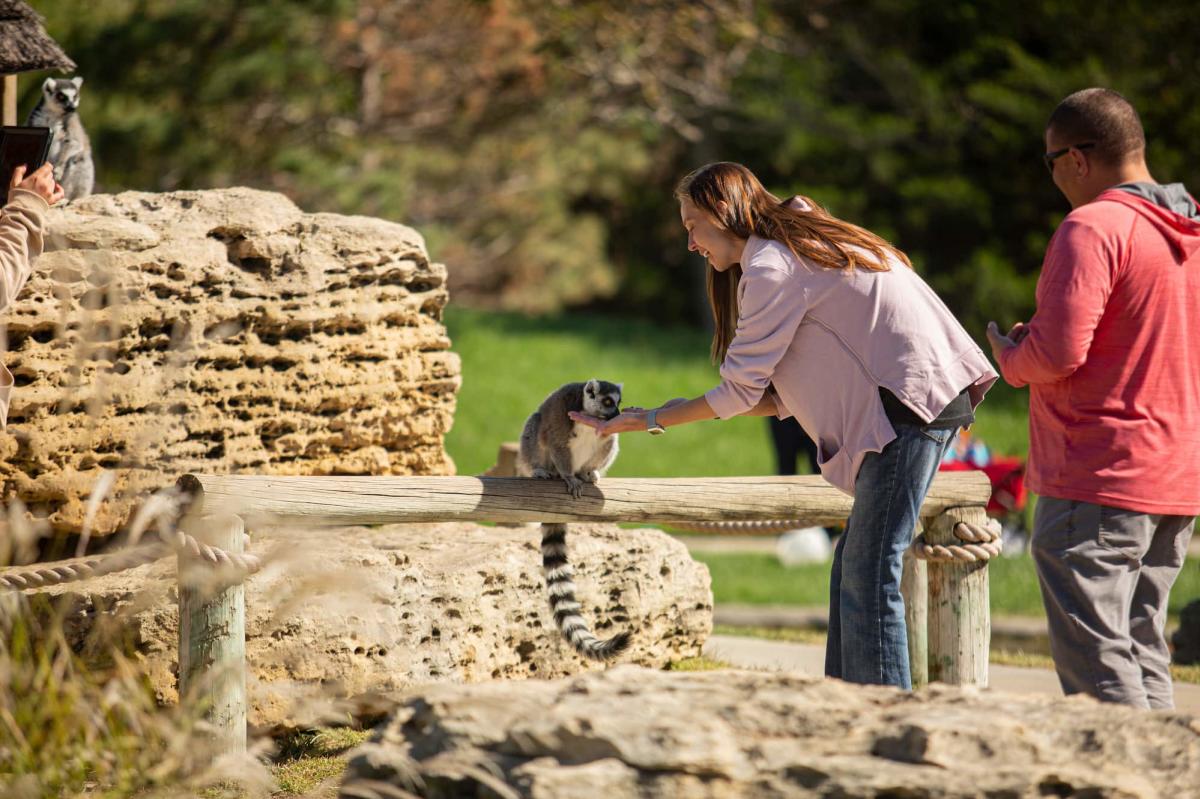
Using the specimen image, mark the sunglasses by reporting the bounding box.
[1044,142,1095,173]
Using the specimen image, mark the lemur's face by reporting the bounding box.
[582,379,622,420]
[42,77,83,113]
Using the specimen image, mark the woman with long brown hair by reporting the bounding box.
[572,162,997,689]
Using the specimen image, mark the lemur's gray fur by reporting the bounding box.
[517,379,630,661]
[27,77,94,201]
[518,378,622,499]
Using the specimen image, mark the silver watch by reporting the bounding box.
[646,408,666,436]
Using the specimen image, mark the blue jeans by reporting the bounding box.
[824,422,956,689]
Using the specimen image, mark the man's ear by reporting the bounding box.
[1071,148,1091,177]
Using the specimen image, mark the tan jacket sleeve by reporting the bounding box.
[0,188,49,312]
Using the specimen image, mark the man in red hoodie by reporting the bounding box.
[987,88,1199,709]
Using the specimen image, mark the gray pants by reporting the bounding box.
[1032,496,1195,709]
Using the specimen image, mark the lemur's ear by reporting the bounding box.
[42,78,54,93]
[585,378,598,396]
[616,383,624,391]
[71,76,83,88]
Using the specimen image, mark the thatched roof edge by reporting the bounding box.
[0,1,76,75]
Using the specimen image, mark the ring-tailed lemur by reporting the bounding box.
[517,378,631,661]
[26,77,94,201]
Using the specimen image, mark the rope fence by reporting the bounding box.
[0,466,996,759]
[0,500,262,592]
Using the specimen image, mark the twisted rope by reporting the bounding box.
[668,519,813,535]
[0,523,261,592]
[0,543,172,591]
[910,519,1003,562]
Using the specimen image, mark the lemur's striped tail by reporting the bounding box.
[540,523,631,661]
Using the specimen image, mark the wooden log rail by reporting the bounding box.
[176,472,989,527]
[174,471,993,754]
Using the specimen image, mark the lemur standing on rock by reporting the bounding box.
[517,379,631,661]
[27,77,94,201]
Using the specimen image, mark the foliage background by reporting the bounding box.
[27,0,1200,338]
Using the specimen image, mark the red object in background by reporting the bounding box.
[940,456,1027,516]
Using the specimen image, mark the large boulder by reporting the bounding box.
[35,522,712,732]
[343,665,1200,798]
[2,189,459,537]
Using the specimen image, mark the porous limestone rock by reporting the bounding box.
[35,522,713,732]
[343,665,1200,798]
[1,188,459,536]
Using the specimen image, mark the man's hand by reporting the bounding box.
[986,320,1028,362]
[10,163,65,206]
[1005,321,1030,344]
[568,409,648,437]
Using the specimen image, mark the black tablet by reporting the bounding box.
[0,126,52,195]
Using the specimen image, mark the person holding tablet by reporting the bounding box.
[1,162,65,427]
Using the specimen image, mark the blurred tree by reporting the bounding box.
[23,0,1200,331]
[700,0,1200,333]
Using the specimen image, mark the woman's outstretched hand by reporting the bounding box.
[569,409,648,436]
[569,397,689,436]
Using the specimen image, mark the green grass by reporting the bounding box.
[666,655,731,671]
[694,550,1200,622]
[445,306,773,478]
[271,727,371,797]
[443,306,1032,478]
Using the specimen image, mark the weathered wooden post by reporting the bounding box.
[177,513,247,755]
[2,75,15,126]
[485,442,520,477]
[901,537,928,688]
[926,506,990,686]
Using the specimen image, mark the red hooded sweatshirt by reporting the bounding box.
[998,187,1200,515]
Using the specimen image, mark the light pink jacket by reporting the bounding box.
[705,234,998,495]
[0,189,49,428]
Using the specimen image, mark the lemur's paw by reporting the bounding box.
[531,468,554,479]
[563,475,585,498]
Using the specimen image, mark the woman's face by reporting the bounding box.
[680,198,746,272]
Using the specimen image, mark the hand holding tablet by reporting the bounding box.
[1,126,64,206]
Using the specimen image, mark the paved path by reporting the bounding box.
[714,604,1050,642]
[704,634,1200,714]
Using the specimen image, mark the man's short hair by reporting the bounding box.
[1047,88,1145,166]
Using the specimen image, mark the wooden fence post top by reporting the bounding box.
[926,505,991,687]
[178,513,247,757]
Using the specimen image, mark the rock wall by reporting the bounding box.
[344,664,1200,798]
[0,189,459,536]
[38,522,713,731]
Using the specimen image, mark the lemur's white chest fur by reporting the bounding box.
[569,420,613,471]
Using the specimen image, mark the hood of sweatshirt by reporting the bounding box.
[1115,181,1199,219]
[1098,183,1200,261]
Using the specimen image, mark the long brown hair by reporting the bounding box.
[675,162,912,364]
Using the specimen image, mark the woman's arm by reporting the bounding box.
[569,391,778,435]
[740,392,781,417]
[705,258,808,420]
